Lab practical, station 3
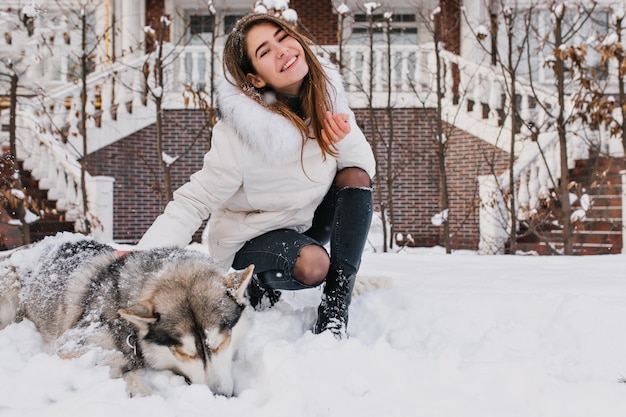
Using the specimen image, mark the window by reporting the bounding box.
[350,13,418,45]
[224,14,245,35]
[187,13,247,44]
[189,14,214,45]
[183,13,246,89]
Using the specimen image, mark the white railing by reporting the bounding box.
[12,107,114,241]
[0,13,84,92]
[3,53,154,241]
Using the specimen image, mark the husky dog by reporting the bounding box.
[0,236,253,397]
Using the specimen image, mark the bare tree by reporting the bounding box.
[464,1,535,253]
[0,61,31,244]
[141,3,220,207]
[146,16,174,204]
[345,3,418,252]
[408,2,458,253]
[362,3,390,251]
[431,5,453,253]
[77,7,93,234]
[49,0,117,234]
[531,1,601,255]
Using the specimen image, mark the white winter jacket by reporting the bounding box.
[137,60,375,270]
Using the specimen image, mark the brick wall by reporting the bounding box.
[353,107,509,250]
[354,108,441,247]
[292,0,337,45]
[85,109,211,242]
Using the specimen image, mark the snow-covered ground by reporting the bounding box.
[2,232,626,416]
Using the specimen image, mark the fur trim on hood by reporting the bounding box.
[216,57,350,165]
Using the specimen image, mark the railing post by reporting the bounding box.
[478,174,508,254]
[88,176,116,242]
[622,170,626,254]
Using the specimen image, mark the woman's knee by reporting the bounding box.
[293,244,329,286]
[335,167,371,188]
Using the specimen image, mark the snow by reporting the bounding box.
[364,2,381,15]
[2,231,626,416]
[161,151,177,166]
[21,4,39,18]
[430,208,448,226]
[281,9,298,23]
[254,4,268,14]
[336,3,350,15]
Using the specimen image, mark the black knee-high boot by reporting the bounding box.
[314,186,373,338]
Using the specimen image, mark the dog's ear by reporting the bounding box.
[224,264,254,303]
[118,301,158,329]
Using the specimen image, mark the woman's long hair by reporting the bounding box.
[222,13,338,158]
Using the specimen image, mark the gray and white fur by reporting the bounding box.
[0,235,253,397]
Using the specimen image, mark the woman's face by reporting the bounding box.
[245,22,309,96]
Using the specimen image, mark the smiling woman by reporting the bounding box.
[137,13,376,340]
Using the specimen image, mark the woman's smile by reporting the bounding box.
[281,55,298,72]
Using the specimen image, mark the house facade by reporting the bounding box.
[1,0,624,254]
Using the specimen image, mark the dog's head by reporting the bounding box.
[118,262,254,396]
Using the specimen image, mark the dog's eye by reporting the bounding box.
[172,345,199,361]
[171,335,199,360]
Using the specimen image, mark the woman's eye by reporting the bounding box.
[279,34,289,42]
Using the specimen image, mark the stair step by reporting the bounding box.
[30,219,75,235]
[518,230,622,245]
[515,241,621,255]
[573,220,622,232]
[576,196,622,206]
[515,153,624,252]
[582,207,621,219]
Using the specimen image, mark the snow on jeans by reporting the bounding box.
[231,184,340,291]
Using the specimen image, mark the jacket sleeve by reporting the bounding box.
[136,122,243,250]
[335,110,376,178]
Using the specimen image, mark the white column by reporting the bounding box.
[88,176,116,242]
[622,170,626,254]
[478,174,508,254]
[121,0,144,57]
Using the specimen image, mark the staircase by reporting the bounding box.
[514,156,624,255]
[0,157,75,250]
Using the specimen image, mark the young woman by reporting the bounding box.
[137,13,375,339]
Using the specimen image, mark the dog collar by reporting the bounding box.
[126,333,138,355]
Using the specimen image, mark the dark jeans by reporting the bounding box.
[231,186,338,290]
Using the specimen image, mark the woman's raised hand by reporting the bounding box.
[321,112,351,145]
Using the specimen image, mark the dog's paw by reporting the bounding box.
[123,370,152,397]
